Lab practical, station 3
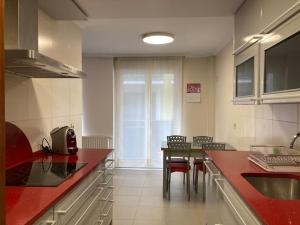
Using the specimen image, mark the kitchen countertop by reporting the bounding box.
[6,149,113,225]
[208,151,300,225]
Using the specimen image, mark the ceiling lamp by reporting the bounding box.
[142,32,174,45]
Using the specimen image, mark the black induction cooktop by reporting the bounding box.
[6,161,87,187]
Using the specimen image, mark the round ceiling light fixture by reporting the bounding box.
[142,32,174,45]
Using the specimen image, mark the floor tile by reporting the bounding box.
[113,169,207,225]
[113,205,137,220]
[135,206,168,220]
[114,219,134,225]
[114,187,143,196]
[114,195,141,206]
[133,219,166,225]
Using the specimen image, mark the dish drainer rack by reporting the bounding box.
[248,153,300,172]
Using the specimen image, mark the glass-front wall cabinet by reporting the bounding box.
[264,31,300,93]
[236,57,254,97]
[260,13,300,103]
[234,43,259,104]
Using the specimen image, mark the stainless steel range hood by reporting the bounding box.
[4,0,86,78]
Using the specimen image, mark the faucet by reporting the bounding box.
[290,132,300,149]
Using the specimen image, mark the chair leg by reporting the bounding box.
[186,172,189,193]
[168,171,171,200]
[183,173,185,184]
[187,171,190,201]
[203,170,206,202]
[166,169,169,195]
[192,164,195,184]
[195,169,198,193]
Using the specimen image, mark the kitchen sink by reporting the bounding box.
[242,173,300,200]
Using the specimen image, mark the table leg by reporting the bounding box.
[163,151,166,198]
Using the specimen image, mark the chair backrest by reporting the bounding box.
[202,142,225,151]
[167,142,191,160]
[193,136,213,144]
[167,142,191,150]
[167,135,186,143]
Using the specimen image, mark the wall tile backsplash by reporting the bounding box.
[255,104,300,149]
[5,74,83,152]
[273,104,297,123]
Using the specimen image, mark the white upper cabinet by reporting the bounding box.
[234,0,299,52]
[260,0,299,30]
[38,9,82,69]
[260,13,300,103]
[234,0,262,51]
[234,0,300,104]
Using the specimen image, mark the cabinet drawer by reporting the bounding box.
[54,170,104,224]
[33,208,55,225]
[99,172,113,187]
[65,187,106,225]
[99,200,113,225]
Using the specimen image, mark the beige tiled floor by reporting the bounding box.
[113,169,207,225]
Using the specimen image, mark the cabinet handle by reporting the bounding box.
[73,188,105,225]
[215,179,247,225]
[96,160,113,173]
[100,201,113,217]
[96,220,104,225]
[101,189,113,201]
[204,161,220,176]
[44,220,56,225]
[99,174,113,186]
[104,159,114,170]
[56,172,104,215]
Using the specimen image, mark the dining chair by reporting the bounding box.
[192,136,213,184]
[194,142,225,193]
[166,142,191,200]
[167,135,188,183]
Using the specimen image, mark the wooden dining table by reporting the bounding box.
[161,142,236,198]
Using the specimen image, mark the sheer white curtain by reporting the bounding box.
[115,57,183,168]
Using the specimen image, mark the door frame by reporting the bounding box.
[0,0,5,223]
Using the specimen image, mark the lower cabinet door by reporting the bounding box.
[205,161,261,225]
[214,178,262,225]
[204,173,223,224]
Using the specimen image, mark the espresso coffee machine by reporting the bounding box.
[50,126,78,155]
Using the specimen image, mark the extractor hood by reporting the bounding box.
[4,0,86,78]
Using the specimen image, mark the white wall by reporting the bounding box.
[182,57,215,140]
[82,57,114,137]
[215,41,300,150]
[81,57,216,141]
[5,10,82,151]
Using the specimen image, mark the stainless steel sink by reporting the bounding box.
[242,173,300,200]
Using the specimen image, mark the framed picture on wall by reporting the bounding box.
[186,83,201,102]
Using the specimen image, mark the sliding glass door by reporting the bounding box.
[115,58,182,168]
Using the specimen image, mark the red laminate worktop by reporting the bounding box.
[6,149,113,225]
[208,151,300,225]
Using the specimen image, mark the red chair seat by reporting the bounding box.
[196,163,206,173]
[167,162,190,173]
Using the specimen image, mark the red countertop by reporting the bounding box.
[6,149,113,225]
[208,151,300,225]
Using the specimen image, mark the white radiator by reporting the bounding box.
[82,136,112,149]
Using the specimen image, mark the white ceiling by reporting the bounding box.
[75,0,244,57]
